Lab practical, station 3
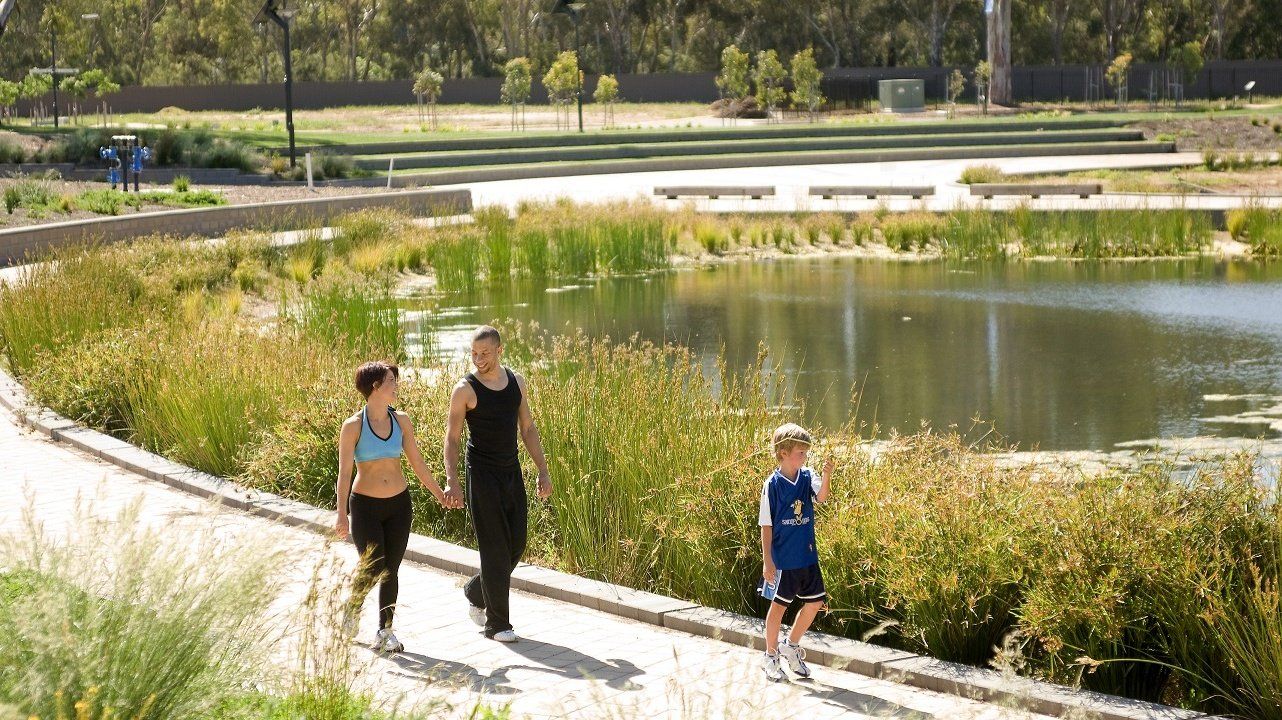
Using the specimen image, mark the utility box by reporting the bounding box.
[878,79,926,112]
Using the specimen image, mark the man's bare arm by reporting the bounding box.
[516,374,551,498]
[443,382,471,505]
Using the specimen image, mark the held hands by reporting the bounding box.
[442,481,465,509]
[536,467,553,499]
[431,484,464,510]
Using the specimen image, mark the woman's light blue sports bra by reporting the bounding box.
[354,406,403,463]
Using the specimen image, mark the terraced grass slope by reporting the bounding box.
[277,117,1130,156]
[355,128,1147,171]
[296,118,1174,187]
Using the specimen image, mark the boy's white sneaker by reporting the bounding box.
[373,628,404,654]
[491,629,518,643]
[779,640,811,678]
[762,651,785,681]
[468,604,486,627]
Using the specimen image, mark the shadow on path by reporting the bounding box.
[789,677,935,719]
[501,637,647,690]
[387,650,522,695]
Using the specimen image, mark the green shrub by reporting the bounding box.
[2,185,17,214]
[959,164,1004,184]
[317,154,354,180]
[0,140,24,164]
[172,174,191,192]
[76,188,123,216]
[193,139,259,172]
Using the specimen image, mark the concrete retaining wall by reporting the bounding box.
[0,188,471,265]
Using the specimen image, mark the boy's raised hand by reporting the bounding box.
[823,454,837,476]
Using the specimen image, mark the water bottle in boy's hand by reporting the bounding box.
[759,568,783,601]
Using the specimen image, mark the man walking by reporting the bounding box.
[445,325,552,642]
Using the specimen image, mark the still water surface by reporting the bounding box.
[417,257,1282,451]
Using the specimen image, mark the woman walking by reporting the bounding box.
[335,360,462,653]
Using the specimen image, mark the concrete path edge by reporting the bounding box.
[0,368,1222,720]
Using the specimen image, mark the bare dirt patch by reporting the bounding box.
[1024,164,1282,194]
[1133,115,1282,150]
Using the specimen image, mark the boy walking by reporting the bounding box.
[758,423,834,681]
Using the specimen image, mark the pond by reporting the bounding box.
[415,256,1282,452]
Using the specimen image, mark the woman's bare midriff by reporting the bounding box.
[352,457,410,498]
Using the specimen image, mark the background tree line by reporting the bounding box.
[0,0,1278,87]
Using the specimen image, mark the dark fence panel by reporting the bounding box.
[11,73,719,113]
[11,61,1281,114]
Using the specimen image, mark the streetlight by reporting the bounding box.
[33,11,88,129]
[254,0,297,168]
[82,13,100,64]
[550,0,586,133]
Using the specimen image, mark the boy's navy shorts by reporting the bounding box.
[759,563,826,607]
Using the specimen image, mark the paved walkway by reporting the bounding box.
[452,152,1282,213]
[0,404,1054,720]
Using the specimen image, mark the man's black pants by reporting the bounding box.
[463,464,527,636]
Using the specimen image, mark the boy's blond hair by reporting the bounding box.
[772,423,812,459]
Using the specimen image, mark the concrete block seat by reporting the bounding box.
[654,186,775,200]
[970,183,1103,200]
[810,185,935,200]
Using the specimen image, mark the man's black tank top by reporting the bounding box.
[464,368,522,469]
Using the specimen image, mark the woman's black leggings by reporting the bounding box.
[349,490,412,630]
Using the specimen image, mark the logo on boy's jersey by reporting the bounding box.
[792,499,803,521]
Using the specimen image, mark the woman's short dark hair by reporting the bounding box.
[355,361,399,399]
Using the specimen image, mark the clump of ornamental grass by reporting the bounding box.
[0,495,283,719]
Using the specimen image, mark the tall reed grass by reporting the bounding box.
[939,208,1213,259]
[291,275,403,360]
[0,250,151,375]
[2,209,1279,718]
[0,497,282,719]
[1227,206,1282,257]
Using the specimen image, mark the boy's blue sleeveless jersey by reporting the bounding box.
[759,467,820,570]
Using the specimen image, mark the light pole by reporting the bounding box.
[550,0,586,133]
[50,25,58,128]
[34,11,83,129]
[82,13,99,68]
[255,0,297,168]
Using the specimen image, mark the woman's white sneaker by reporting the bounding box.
[779,641,810,678]
[468,604,486,626]
[762,651,785,681]
[373,628,404,654]
[491,629,518,643]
